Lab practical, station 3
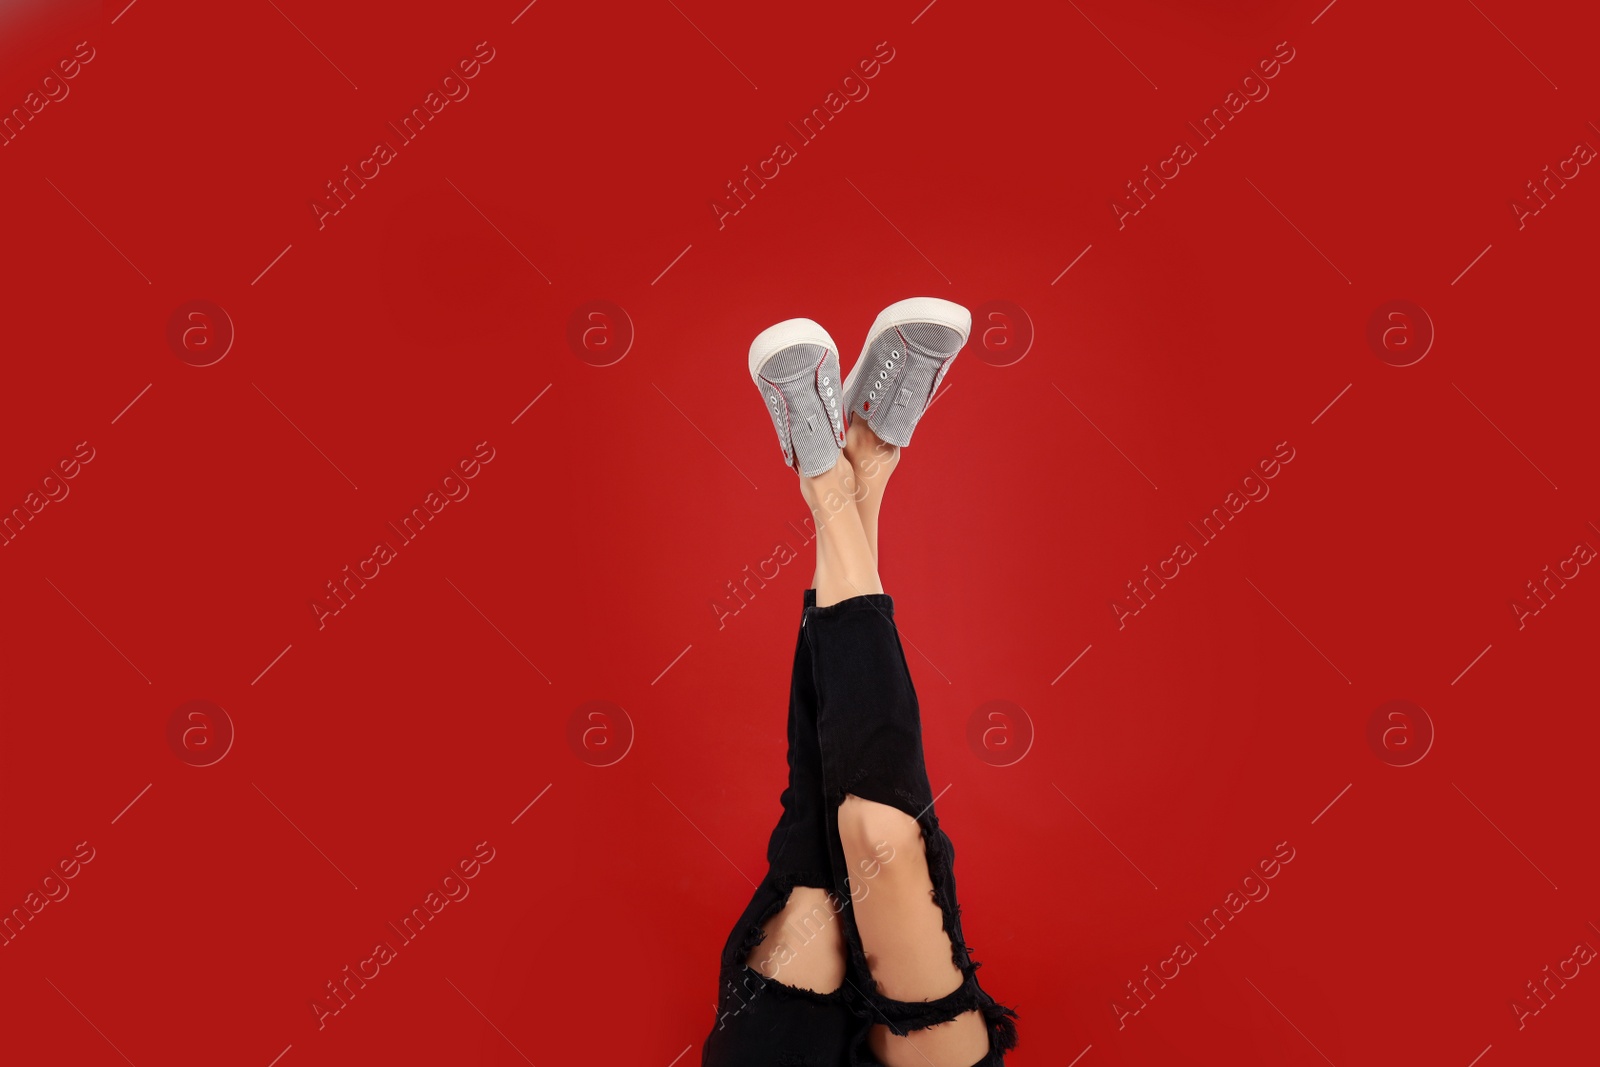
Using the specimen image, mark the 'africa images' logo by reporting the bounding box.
[710,42,896,229]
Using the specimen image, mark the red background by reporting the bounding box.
[2,1,1597,1064]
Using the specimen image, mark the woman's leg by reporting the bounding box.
[799,451,1015,1067]
[839,422,986,1059]
[701,591,852,1066]
[736,440,895,1002]
[742,595,849,993]
[842,417,900,567]
[801,453,881,607]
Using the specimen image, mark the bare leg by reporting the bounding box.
[800,454,881,607]
[842,417,900,566]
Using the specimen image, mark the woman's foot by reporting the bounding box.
[749,318,847,477]
[840,298,968,563]
[842,297,971,448]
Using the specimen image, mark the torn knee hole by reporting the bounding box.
[838,793,925,861]
[743,884,847,994]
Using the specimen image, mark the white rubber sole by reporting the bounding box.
[748,317,838,382]
[842,297,971,411]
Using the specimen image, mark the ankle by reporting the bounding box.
[801,456,865,515]
[845,420,898,478]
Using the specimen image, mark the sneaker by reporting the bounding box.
[749,318,847,477]
[842,297,971,447]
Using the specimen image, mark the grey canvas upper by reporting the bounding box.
[844,320,966,448]
[753,340,846,477]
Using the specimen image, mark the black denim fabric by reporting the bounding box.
[702,591,1018,1067]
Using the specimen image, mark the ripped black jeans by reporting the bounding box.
[700,590,1019,1067]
